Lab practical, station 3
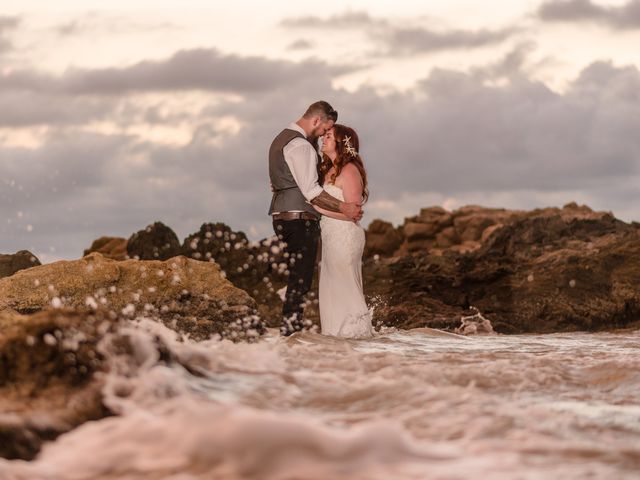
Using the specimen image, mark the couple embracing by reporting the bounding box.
[268,100,373,339]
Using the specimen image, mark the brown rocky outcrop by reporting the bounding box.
[177,205,638,334]
[127,221,181,261]
[365,203,617,257]
[181,223,288,325]
[0,253,263,341]
[0,250,41,278]
[0,306,210,460]
[364,210,640,334]
[83,236,128,260]
[364,220,403,257]
[0,309,113,460]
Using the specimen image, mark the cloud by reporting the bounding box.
[538,0,640,29]
[0,59,346,258]
[281,11,382,29]
[0,48,353,96]
[0,90,113,127]
[287,39,314,51]
[53,12,180,37]
[0,16,20,54]
[0,48,359,130]
[471,41,543,80]
[353,60,640,197]
[281,10,516,54]
[384,25,516,55]
[1,47,639,261]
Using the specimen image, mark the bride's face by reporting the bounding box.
[321,128,336,156]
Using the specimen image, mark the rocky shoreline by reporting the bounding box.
[365,205,640,333]
[3,202,640,335]
[1,202,639,459]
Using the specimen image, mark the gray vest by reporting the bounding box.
[268,128,320,218]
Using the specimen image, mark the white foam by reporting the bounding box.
[0,322,638,479]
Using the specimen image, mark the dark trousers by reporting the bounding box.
[272,218,320,334]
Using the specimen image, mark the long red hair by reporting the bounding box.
[318,124,369,203]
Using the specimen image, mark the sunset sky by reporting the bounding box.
[1,0,639,261]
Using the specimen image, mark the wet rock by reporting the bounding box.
[455,308,495,335]
[182,222,251,280]
[181,222,288,326]
[0,253,263,341]
[0,309,113,460]
[366,203,614,258]
[453,215,496,242]
[435,226,459,248]
[0,251,41,278]
[364,220,403,258]
[403,222,437,241]
[448,240,481,254]
[481,224,504,243]
[364,211,640,334]
[83,236,128,261]
[127,222,181,261]
[418,206,453,228]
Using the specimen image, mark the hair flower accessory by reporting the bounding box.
[343,135,358,157]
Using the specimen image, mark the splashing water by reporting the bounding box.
[1,319,639,479]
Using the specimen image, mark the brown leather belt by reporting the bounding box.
[272,212,319,221]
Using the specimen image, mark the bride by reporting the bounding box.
[313,124,373,338]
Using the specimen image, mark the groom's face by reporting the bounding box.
[311,116,334,138]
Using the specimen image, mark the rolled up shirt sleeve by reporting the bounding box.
[283,139,324,202]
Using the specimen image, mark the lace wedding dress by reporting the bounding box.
[319,183,373,338]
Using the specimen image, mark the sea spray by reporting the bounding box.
[0,319,638,479]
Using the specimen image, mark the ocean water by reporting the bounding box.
[1,319,639,480]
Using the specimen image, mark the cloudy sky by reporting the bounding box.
[1,0,639,261]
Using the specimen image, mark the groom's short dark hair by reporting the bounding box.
[303,101,338,122]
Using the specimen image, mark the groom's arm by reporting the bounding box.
[285,140,363,220]
[312,191,362,219]
[310,190,342,212]
[311,192,362,220]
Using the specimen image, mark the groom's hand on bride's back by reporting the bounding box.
[340,201,363,221]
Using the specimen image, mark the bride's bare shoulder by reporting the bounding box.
[339,163,362,182]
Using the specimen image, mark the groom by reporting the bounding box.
[269,100,363,336]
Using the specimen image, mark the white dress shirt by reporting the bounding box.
[280,123,324,209]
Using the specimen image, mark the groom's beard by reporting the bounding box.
[309,136,324,160]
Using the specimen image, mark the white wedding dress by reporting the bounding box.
[319,183,373,338]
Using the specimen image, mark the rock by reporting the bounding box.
[127,222,181,260]
[364,210,640,334]
[364,220,403,257]
[455,309,495,335]
[449,240,481,254]
[453,215,496,242]
[561,202,598,218]
[403,222,438,240]
[418,207,453,228]
[435,226,459,248]
[419,206,448,217]
[0,251,41,278]
[83,237,127,261]
[0,309,113,460]
[181,222,251,279]
[406,238,436,252]
[454,205,494,215]
[481,224,503,243]
[0,253,263,341]
[181,223,289,326]
[368,219,395,235]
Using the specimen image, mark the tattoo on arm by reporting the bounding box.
[311,190,342,213]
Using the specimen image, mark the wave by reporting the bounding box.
[1,319,638,479]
